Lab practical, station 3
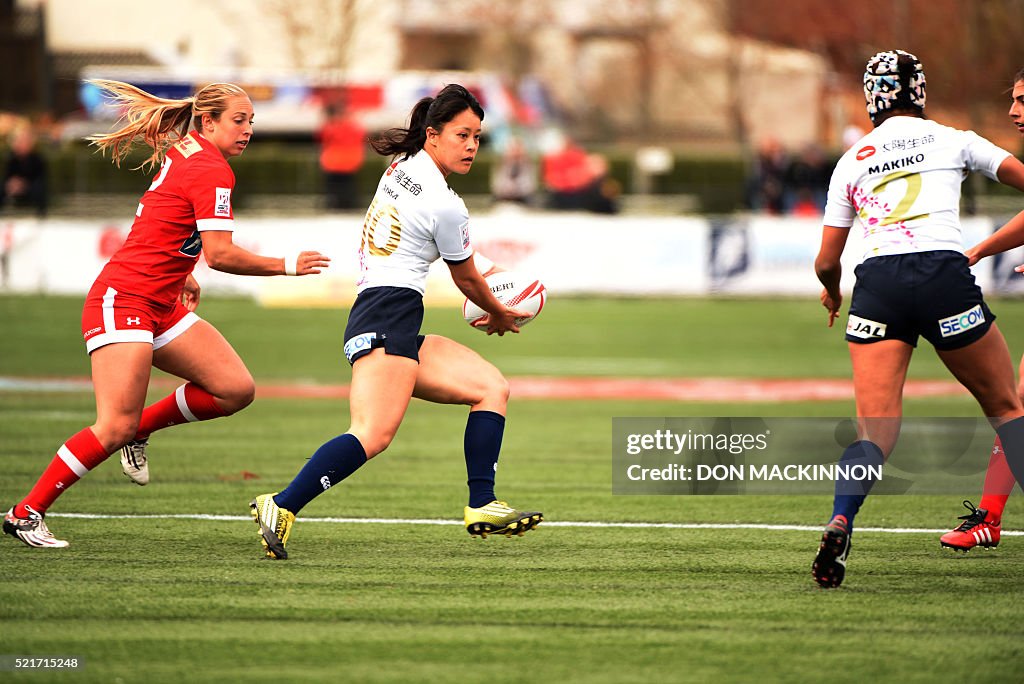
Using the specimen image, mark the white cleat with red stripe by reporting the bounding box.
[3,506,70,548]
[940,500,1000,552]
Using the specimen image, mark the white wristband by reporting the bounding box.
[284,251,300,276]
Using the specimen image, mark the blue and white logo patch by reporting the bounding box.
[939,305,985,338]
[344,331,377,362]
[178,229,203,257]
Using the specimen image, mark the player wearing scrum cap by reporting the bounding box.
[811,50,1024,588]
[249,84,542,560]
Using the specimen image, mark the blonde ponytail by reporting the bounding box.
[85,80,194,170]
[86,80,249,170]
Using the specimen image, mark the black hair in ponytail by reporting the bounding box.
[370,84,484,158]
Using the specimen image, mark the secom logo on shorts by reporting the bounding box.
[847,315,887,339]
[344,331,377,363]
[939,304,984,338]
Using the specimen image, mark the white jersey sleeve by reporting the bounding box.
[961,129,1012,181]
[432,201,473,263]
[822,159,858,229]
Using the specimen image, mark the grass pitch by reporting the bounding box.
[3,295,1024,683]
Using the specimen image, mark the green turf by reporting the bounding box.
[9,293,1024,381]
[3,295,1024,682]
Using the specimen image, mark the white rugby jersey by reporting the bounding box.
[356,149,474,294]
[823,116,1011,259]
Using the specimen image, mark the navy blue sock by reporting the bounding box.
[465,410,505,508]
[830,440,885,531]
[274,433,367,515]
[996,416,1024,486]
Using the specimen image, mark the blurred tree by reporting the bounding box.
[728,0,1024,134]
[473,0,672,141]
[260,0,366,72]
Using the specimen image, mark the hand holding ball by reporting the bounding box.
[463,271,546,331]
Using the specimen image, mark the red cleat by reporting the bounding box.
[940,500,1000,552]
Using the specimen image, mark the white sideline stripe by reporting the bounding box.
[44,512,1024,536]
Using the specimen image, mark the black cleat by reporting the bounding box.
[812,515,851,589]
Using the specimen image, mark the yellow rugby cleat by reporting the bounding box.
[464,500,543,538]
[249,493,295,559]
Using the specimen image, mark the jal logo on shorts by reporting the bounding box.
[939,305,985,338]
[215,187,231,217]
[847,315,887,339]
[344,331,377,363]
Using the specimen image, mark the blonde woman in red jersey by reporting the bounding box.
[3,80,329,548]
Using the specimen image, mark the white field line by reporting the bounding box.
[47,512,1024,536]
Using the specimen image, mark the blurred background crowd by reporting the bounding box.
[3,0,1024,220]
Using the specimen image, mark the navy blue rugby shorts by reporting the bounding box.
[343,286,426,365]
[845,250,994,351]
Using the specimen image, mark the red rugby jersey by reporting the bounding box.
[96,131,235,304]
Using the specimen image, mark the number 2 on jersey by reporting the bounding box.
[148,157,172,192]
[361,198,402,256]
[860,170,930,226]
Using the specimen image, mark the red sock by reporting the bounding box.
[16,428,109,516]
[979,437,1014,524]
[134,383,227,440]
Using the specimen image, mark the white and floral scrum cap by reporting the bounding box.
[863,49,926,123]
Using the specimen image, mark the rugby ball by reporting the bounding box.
[462,271,546,330]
